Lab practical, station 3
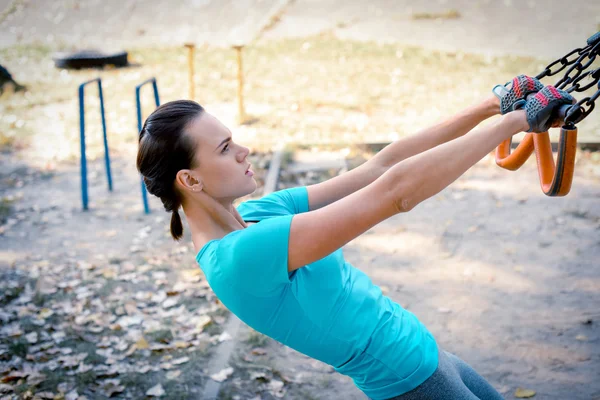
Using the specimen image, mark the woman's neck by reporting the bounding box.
[183,199,248,253]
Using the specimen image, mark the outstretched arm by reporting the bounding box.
[306,96,500,211]
[371,95,500,170]
[290,110,528,271]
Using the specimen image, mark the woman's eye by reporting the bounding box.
[222,144,229,153]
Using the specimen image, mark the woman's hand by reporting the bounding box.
[523,86,576,133]
[493,75,545,115]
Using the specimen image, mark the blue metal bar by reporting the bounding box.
[78,77,113,211]
[135,77,161,214]
[78,84,88,210]
[97,80,113,192]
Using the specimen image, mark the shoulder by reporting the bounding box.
[237,186,309,220]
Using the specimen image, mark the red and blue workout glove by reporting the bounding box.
[523,85,575,133]
[493,74,545,115]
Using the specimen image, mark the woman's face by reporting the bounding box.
[186,112,256,201]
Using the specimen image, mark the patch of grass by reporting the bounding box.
[0,196,15,224]
[8,338,29,358]
[32,291,48,307]
[75,370,97,386]
[147,328,174,344]
[245,329,269,347]
[202,321,222,336]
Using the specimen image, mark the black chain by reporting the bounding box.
[535,32,600,126]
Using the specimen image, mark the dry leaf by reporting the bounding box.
[65,390,79,400]
[35,391,55,399]
[2,371,28,383]
[515,387,536,398]
[210,367,234,382]
[196,315,212,331]
[162,297,179,309]
[146,384,165,397]
[172,357,189,365]
[25,331,38,344]
[218,331,232,342]
[135,337,149,350]
[166,370,181,380]
[124,302,138,315]
[251,347,267,355]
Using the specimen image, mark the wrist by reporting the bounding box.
[481,95,501,117]
[502,110,529,133]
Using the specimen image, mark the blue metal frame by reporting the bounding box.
[78,78,113,211]
[135,78,161,214]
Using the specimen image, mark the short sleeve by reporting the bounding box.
[237,186,309,220]
[215,214,294,296]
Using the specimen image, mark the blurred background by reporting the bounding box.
[1,0,600,163]
[0,1,599,400]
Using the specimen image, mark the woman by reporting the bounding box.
[136,77,573,400]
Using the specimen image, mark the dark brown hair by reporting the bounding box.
[136,100,204,240]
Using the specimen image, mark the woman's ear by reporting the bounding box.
[176,169,203,192]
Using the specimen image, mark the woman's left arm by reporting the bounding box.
[306,96,501,212]
[371,95,500,170]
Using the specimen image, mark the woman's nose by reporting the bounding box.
[237,145,249,161]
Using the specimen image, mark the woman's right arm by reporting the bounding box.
[287,111,529,272]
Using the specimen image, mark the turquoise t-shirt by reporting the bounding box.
[196,186,438,400]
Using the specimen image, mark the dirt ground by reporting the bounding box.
[1,147,599,399]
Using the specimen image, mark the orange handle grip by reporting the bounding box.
[495,126,578,196]
[495,134,535,171]
[533,126,578,197]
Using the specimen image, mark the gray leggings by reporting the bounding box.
[386,350,504,400]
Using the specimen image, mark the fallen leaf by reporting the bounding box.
[124,302,138,315]
[515,387,536,398]
[218,331,232,342]
[172,357,189,365]
[135,337,149,350]
[0,384,13,394]
[35,392,55,399]
[146,383,165,397]
[65,390,79,400]
[210,367,234,382]
[100,379,125,397]
[2,371,28,383]
[269,379,285,397]
[25,331,38,344]
[251,347,267,356]
[162,297,179,309]
[166,370,181,380]
[195,315,212,331]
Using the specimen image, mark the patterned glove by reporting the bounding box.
[493,75,545,115]
[524,86,575,133]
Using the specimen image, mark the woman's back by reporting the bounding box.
[196,187,438,400]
